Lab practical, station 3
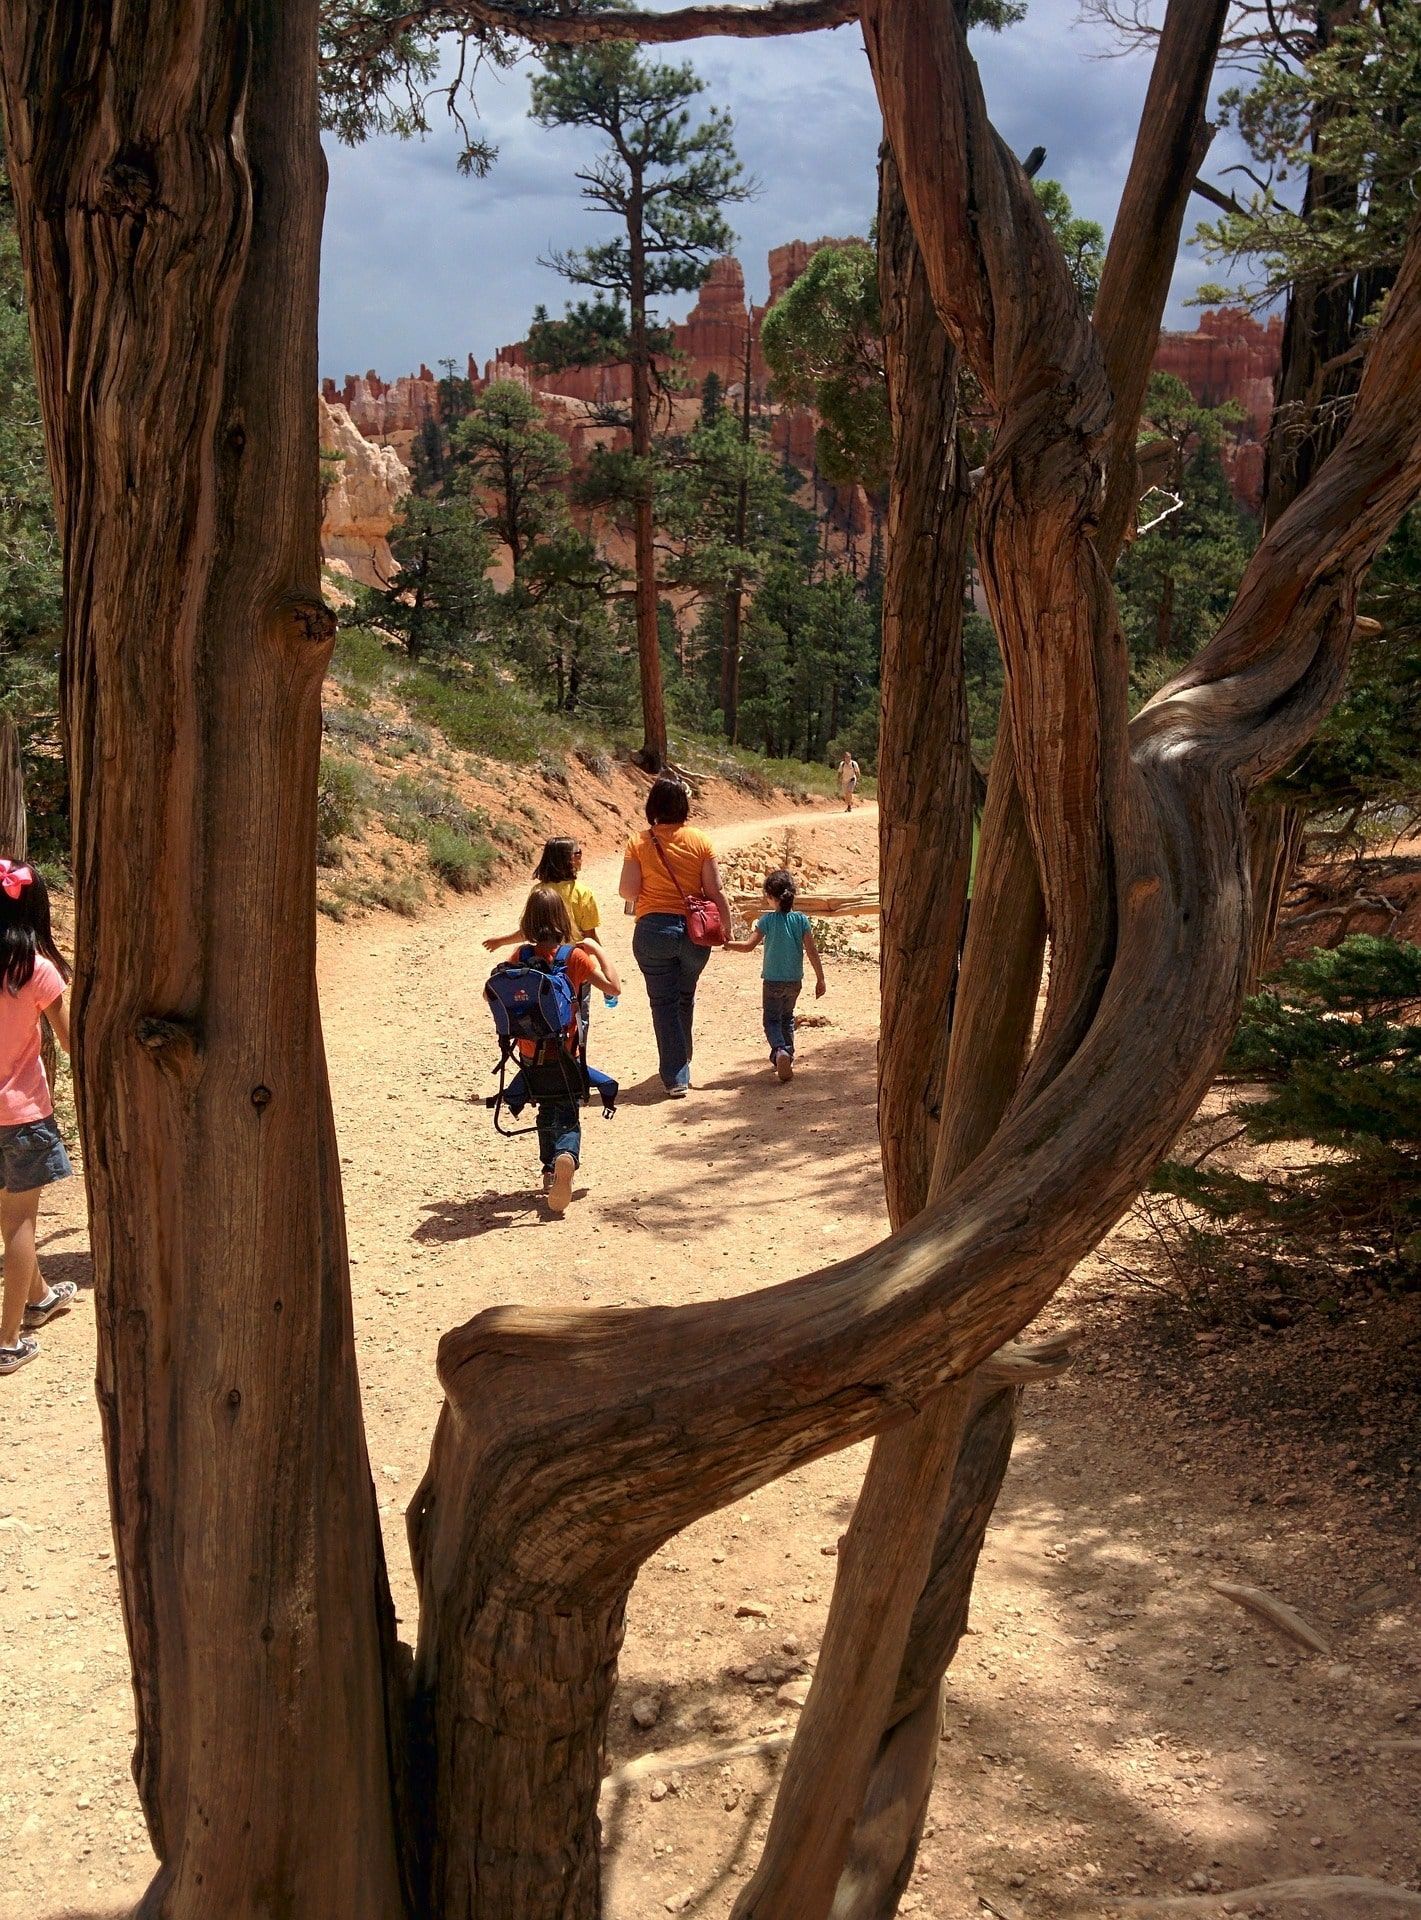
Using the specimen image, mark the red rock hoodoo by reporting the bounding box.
[320,250,1284,579]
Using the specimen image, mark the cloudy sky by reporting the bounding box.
[319,0,1244,384]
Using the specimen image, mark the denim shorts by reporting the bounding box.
[0,1114,73,1192]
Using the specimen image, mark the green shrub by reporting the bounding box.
[577,744,616,782]
[425,823,497,894]
[329,626,394,707]
[378,773,487,846]
[1153,934,1421,1309]
[316,754,369,863]
[366,873,425,918]
[323,704,381,747]
[403,660,560,764]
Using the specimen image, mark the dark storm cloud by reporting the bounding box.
[319,0,1246,384]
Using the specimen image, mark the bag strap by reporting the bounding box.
[647,829,694,910]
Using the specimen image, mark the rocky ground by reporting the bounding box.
[2,800,1418,1920]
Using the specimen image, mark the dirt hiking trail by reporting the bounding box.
[2,801,1417,1920]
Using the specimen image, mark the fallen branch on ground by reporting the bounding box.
[1208,1579,1331,1654]
[599,1731,792,1800]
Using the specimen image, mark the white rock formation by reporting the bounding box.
[318,396,410,589]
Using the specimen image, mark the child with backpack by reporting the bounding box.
[486,886,621,1215]
[0,861,76,1377]
[725,869,826,1082]
[482,837,608,1041]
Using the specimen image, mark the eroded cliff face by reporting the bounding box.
[319,396,411,589]
[316,260,1284,594]
[1154,308,1282,512]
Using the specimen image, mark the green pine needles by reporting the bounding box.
[1156,935,1421,1290]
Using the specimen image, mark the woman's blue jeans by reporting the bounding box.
[633,912,712,1089]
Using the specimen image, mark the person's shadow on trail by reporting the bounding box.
[610,1074,672,1108]
[415,1188,591,1241]
[38,1226,93,1291]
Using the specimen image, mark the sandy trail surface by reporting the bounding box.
[3,801,1417,1920]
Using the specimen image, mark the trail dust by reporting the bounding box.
[2,801,1417,1920]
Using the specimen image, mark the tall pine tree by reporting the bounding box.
[529,43,752,768]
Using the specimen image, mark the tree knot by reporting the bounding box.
[98,147,160,219]
[134,1013,202,1070]
[284,598,337,649]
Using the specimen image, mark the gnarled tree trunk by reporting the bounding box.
[8,4,1421,1918]
[0,8,409,1917]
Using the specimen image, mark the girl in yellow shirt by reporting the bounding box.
[483,838,601,948]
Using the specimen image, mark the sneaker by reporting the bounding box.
[665,1083,688,1100]
[775,1050,794,1083]
[23,1280,77,1329]
[540,1167,554,1192]
[0,1333,39,1376]
[547,1152,576,1215]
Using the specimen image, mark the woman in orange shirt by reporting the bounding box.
[619,776,732,1099]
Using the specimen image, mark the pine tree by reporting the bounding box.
[699,370,724,425]
[377,494,493,662]
[528,43,753,768]
[1156,935,1421,1291]
[1116,372,1257,693]
[451,378,570,577]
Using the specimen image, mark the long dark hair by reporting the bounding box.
[764,868,797,914]
[0,862,70,994]
[533,837,580,885]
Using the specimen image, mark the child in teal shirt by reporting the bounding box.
[726,869,826,1081]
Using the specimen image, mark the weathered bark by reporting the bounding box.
[331,0,861,57]
[1091,0,1227,562]
[1245,799,1306,989]
[0,714,27,860]
[0,9,409,1918]
[874,146,975,1230]
[762,10,1233,1912]
[731,1381,974,1918]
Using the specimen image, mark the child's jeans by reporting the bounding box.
[763,979,802,1059]
[536,1100,582,1172]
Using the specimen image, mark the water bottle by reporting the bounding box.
[603,994,619,1009]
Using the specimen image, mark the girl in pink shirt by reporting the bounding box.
[0,861,75,1377]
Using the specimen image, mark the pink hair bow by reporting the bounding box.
[0,860,34,900]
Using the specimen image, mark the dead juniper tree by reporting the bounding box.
[2,1,1419,1917]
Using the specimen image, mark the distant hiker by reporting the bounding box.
[837,751,860,812]
[483,837,607,1039]
[486,887,621,1217]
[620,776,731,1099]
[0,862,76,1377]
[725,868,826,1082]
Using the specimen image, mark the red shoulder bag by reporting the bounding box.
[648,830,726,948]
